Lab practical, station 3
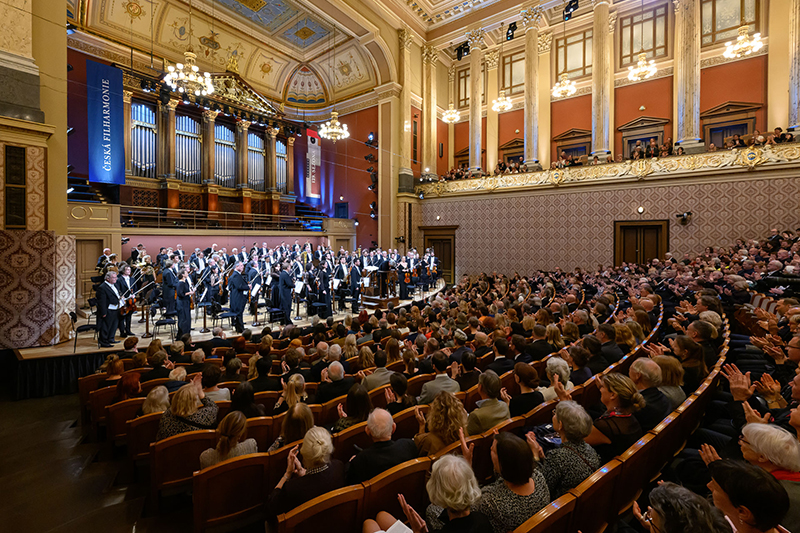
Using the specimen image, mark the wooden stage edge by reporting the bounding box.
[15,281,446,361]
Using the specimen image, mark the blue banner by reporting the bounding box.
[86,60,125,184]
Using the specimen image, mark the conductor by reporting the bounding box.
[228,261,249,333]
[279,262,294,325]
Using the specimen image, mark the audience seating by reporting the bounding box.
[140,378,170,394]
[362,457,432,522]
[512,493,577,533]
[150,430,217,512]
[106,398,145,445]
[127,411,163,462]
[393,405,428,440]
[569,459,624,533]
[245,417,274,452]
[275,485,365,533]
[332,421,372,462]
[406,374,434,397]
[89,385,118,427]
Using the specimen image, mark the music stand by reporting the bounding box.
[198,302,211,333]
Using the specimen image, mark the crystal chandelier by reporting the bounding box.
[164,0,213,97]
[723,24,763,59]
[165,50,214,96]
[492,89,513,112]
[442,103,460,123]
[627,52,657,82]
[551,73,576,99]
[319,25,349,143]
[319,111,349,143]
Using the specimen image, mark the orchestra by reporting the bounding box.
[93,240,440,348]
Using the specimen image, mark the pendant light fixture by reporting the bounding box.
[319,24,350,143]
[491,22,513,113]
[164,0,214,96]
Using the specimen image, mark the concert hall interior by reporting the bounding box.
[1,0,800,531]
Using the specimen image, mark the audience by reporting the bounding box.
[466,370,510,436]
[199,411,257,469]
[345,408,418,484]
[230,381,266,419]
[414,392,467,455]
[155,376,218,440]
[268,403,314,452]
[500,362,544,417]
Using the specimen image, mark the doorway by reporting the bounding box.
[77,239,104,308]
[420,225,458,285]
[614,221,669,266]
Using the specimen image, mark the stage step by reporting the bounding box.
[361,295,399,310]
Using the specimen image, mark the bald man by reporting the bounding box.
[345,408,417,484]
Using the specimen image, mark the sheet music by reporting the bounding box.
[265,275,272,286]
[362,277,370,288]
[365,266,379,272]
[333,279,341,289]
[294,281,304,294]
[250,283,261,297]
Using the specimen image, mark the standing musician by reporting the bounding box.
[176,267,195,338]
[96,270,121,348]
[191,251,207,280]
[97,248,113,270]
[279,262,294,325]
[228,261,249,333]
[348,258,362,314]
[162,259,179,316]
[248,258,264,317]
[290,254,304,280]
[202,258,222,305]
[317,260,333,318]
[116,263,138,337]
[333,257,348,312]
[397,255,410,300]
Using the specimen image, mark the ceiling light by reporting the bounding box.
[724,24,763,59]
[551,73,577,99]
[442,104,460,124]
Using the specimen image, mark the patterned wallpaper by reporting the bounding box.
[419,176,800,276]
[55,236,76,344]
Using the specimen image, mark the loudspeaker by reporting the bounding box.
[439,143,443,158]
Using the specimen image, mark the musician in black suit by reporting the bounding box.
[397,256,410,300]
[115,263,138,337]
[175,244,186,262]
[96,271,122,347]
[318,264,332,319]
[378,253,390,298]
[176,268,195,339]
[202,259,222,304]
[228,262,249,334]
[349,259,362,314]
[333,257,348,311]
[162,260,179,316]
[279,262,294,325]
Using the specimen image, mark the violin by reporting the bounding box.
[119,296,137,316]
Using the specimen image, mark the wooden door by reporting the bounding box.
[77,239,103,308]
[420,225,458,285]
[614,221,668,266]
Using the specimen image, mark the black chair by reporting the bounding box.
[213,310,237,330]
[153,316,176,340]
[86,297,99,326]
[268,307,285,325]
[71,311,98,352]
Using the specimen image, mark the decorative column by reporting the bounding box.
[158,98,179,179]
[201,109,219,184]
[538,32,552,165]
[673,0,704,152]
[376,83,402,248]
[789,0,800,128]
[522,6,543,169]
[265,127,278,191]
[591,0,612,155]
[467,28,485,175]
[235,120,251,188]
[123,90,133,174]
[398,29,414,192]
[422,45,438,180]
[485,49,500,171]
[448,65,456,169]
[286,136,295,195]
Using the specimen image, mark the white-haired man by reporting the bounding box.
[345,408,417,484]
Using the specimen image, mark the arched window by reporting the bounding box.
[214,123,235,188]
[175,114,201,183]
[131,101,157,179]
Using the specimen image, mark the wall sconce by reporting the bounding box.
[637,206,644,214]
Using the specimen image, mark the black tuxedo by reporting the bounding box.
[96,281,121,346]
[115,275,138,336]
[177,279,193,338]
[162,267,178,315]
[349,266,361,313]
[228,270,249,333]
[279,270,294,325]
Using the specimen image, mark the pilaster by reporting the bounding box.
[467,29,485,175]
[422,45,438,180]
[123,90,132,174]
[265,127,278,191]
[522,6,543,168]
[789,0,800,128]
[591,0,612,155]
[235,120,251,188]
[673,0,704,152]
[201,109,219,184]
[398,29,413,178]
[448,65,456,169]
[159,98,179,179]
[485,49,500,171]
[286,136,295,194]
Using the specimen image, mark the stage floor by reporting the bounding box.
[17,281,445,361]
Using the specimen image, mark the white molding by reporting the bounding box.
[0,49,39,77]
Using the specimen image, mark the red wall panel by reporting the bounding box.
[614,76,673,155]
[550,94,592,160]
[700,55,768,132]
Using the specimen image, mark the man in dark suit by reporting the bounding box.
[315,361,356,403]
[349,259,361,314]
[345,408,418,484]
[527,325,556,360]
[279,262,294,325]
[630,358,672,432]
[175,244,186,262]
[115,263,138,337]
[486,338,515,375]
[186,349,209,375]
[161,260,179,316]
[96,271,121,347]
[140,351,172,381]
[200,326,232,358]
[250,357,281,392]
[228,261,249,333]
[597,324,625,364]
[97,248,113,269]
[449,329,473,364]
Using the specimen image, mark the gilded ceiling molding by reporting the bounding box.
[417,145,800,197]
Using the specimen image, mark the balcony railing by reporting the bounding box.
[418,144,800,198]
[119,205,327,232]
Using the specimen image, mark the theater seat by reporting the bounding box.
[362,457,432,521]
[150,430,217,512]
[106,398,146,445]
[512,493,577,533]
[568,459,623,533]
[245,417,274,452]
[127,411,163,462]
[331,421,371,462]
[276,485,365,533]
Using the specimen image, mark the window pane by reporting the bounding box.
[702,1,713,35]
[656,15,666,47]
[586,36,592,66]
[511,61,524,87]
[715,0,739,32]
[566,42,582,70]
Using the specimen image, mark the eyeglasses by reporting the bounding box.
[643,510,662,533]
[738,435,751,446]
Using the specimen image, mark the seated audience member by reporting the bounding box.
[653,354,688,410]
[402,349,419,379]
[272,373,309,415]
[199,411,257,469]
[331,384,373,433]
[220,357,245,382]
[566,345,593,385]
[500,363,544,418]
[487,338,514,375]
[118,336,139,358]
[528,401,601,498]
[597,323,626,363]
[538,357,574,402]
[268,403,314,452]
[202,326,232,358]
[385,372,417,415]
[473,332,492,358]
[230,381,266,419]
[132,351,148,369]
[557,372,644,462]
[358,346,375,370]
[250,357,281,392]
[316,361,356,404]
[186,349,208,375]
[454,351,481,391]
[165,367,188,392]
[629,358,672,431]
[114,373,141,402]
[449,329,472,364]
[346,408,418,484]
[527,325,556,360]
[140,351,172,382]
[630,482,730,533]
[419,352,460,404]
[467,370,510,436]
[707,459,790,533]
[99,356,124,388]
[140,385,169,416]
[561,322,580,345]
[145,338,163,360]
[581,336,610,374]
[267,427,346,519]
[613,323,637,354]
[168,341,187,364]
[363,350,393,390]
[201,365,231,402]
[155,376,219,440]
[414,392,468,456]
[546,324,566,350]
[363,454,491,533]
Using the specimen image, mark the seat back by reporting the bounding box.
[254,391,281,415]
[612,434,657,515]
[276,485,365,533]
[500,370,518,396]
[406,374,434,397]
[569,459,623,533]
[192,453,269,533]
[128,411,164,461]
[368,383,391,409]
[89,386,119,425]
[523,400,557,426]
[319,396,347,426]
[106,398,146,444]
[215,400,232,422]
[511,493,576,533]
[362,457,432,520]
[246,417,274,452]
[78,373,108,418]
[267,439,303,488]
[331,421,371,462]
[468,432,495,484]
[579,376,601,409]
[150,430,217,508]
[141,378,171,394]
[393,405,428,440]
[463,383,481,412]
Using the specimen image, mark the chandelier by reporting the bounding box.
[319,25,349,143]
[551,73,576,99]
[165,50,214,96]
[319,111,350,143]
[442,103,460,124]
[724,24,763,59]
[492,89,513,112]
[627,52,657,82]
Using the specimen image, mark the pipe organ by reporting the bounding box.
[131,102,157,179]
[276,139,287,193]
[175,115,202,183]
[247,132,266,191]
[214,123,236,188]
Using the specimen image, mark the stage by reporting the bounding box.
[9,280,445,399]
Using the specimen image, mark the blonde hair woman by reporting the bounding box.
[413,392,468,456]
[247,353,262,380]
[141,385,170,415]
[385,337,401,364]
[273,373,308,415]
[343,334,358,360]
[199,411,257,469]
[546,324,565,349]
[155,375,219,440]
[145,338,163,359]
[358,346,375,371]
